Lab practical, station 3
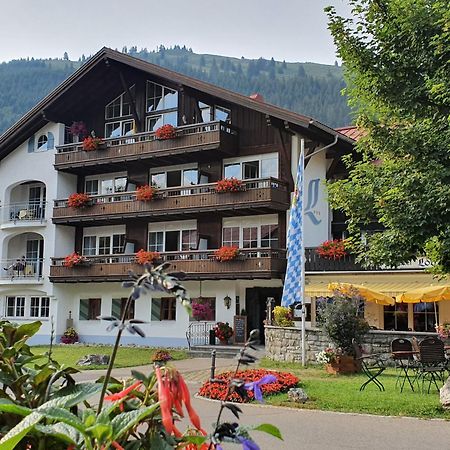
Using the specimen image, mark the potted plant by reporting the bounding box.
[192,301,213,321]
[151,349,173,366]
[135,249,160,265]
[67,193,91,208]
[60,327,79,344]
[135,185,156,201]
[273,306,294,327]
[155,124,177,140]
[214,322,234,345]
[317,286,370,374]
[214,246,240,262]
[82,136,104,151]
[316,239,347,260]
[63,252,88,268]
[436,323,450,340]
[69,121,88,142]
[216,177,244,193]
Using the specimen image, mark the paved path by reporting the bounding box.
[75,358,450,450]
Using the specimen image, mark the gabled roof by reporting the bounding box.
[0,48,355,159]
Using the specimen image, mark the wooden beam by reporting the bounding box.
[118,70,141,131]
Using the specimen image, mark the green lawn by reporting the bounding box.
[259,358,450,419]
[31,345,189,370]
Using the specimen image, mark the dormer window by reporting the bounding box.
[146,81,178,132]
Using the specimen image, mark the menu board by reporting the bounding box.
[233,315,247,344]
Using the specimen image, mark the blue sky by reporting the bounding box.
[1,0,351,64]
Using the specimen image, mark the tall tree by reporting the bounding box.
[325,0,450,276]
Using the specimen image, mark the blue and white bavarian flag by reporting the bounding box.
[281,150,304,307]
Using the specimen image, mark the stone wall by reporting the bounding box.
[265,326,437,363]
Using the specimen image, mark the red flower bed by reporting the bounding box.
[198,369,299,403]
[136,185,156,201]
[67,193,91,208]
[316,239,347,260]
[63,252,87,268]
[155,124,176,140]
[214,246,239,262]
[216,177,243,193]
[135,249,160,265]
[82,136,104,151]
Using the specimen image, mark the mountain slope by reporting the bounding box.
[0,46,351,135]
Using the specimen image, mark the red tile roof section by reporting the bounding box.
[335,126,364,141]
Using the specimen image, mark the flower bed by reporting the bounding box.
[316,239,347,260]
[216,177,243,193]
[63,252,87,268]
[82,136,104,151]
[68,192,91,208]
[136,185,156,201]
[135,249,160,265]
[198,369,299,403]
[155,124,176,140]
[214,246,239,262]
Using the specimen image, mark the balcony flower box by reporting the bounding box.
[215,177,244,193]
[135,185,156,201]
[155,124,177,140]
[82,136,104,151]
[63,252,89,268]
[135,249,160,265]
[214,246,240,262]
[316,239,347,260]
[67,193,91,208]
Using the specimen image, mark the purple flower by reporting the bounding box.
[238,437,260,450]
[244,374,277,402]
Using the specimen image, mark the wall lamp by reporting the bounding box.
[224,295,232,310]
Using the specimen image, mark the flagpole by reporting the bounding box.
[300,139,306,367]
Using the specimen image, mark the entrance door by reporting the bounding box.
[28,185,46,219]
[245,287,282,344]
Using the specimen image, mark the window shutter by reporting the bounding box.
[47,132,54,150]
[27,136,35,153]
[111,298,121,319]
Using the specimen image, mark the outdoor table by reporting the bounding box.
[391,351,418,392]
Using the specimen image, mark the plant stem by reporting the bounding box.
[97,294,133,414]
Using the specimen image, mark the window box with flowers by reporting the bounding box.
[215,177,244,193]
[135,185,157,202]
[82,136,104,151]
[214,321,234,344]
[67,193,91,208]
[214,246,240,262]
[316,239,348,260]
[63,252,90,268]
[135,249,160,265]
[155,124,177,140]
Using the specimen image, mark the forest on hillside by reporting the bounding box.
[0,46,351,135]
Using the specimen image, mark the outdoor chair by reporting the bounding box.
[415,337,447,393]
[353,340,386,391]
[391,338,415,392]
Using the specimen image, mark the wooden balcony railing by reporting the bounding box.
[52,178,289,223]
[54,121,238,171]
[50,248,287,282]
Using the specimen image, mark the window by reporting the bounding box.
[85,180,99,195]
[413,303,437,332]
[148,231,164,252]
[105,119,134,138]
[6,296,25,317]
[105,87,135,119]
[223,154,278,180]
[30,297,50,318]
[146,81,177,112]
[242,227,258,248]
[79,298,101,320]
[384,303,408,331]
[83,233,126,256]
[85,175,128,196]
[199,102,231,123]
[37,135,48,150]
[260,224,279,248]
[146,113,177,132]
[181,230,197,251]
[150,167,198,189]
[151,298,176,321]
[148,228,197,252]
[222,227,240,247]
[112,298,134,320]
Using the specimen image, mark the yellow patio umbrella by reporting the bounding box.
[328,282,395,306]
[396,285,450,303]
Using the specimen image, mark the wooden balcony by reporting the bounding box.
[52,178,289,224]
[54,121,238,173]
[49,248,287,282]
